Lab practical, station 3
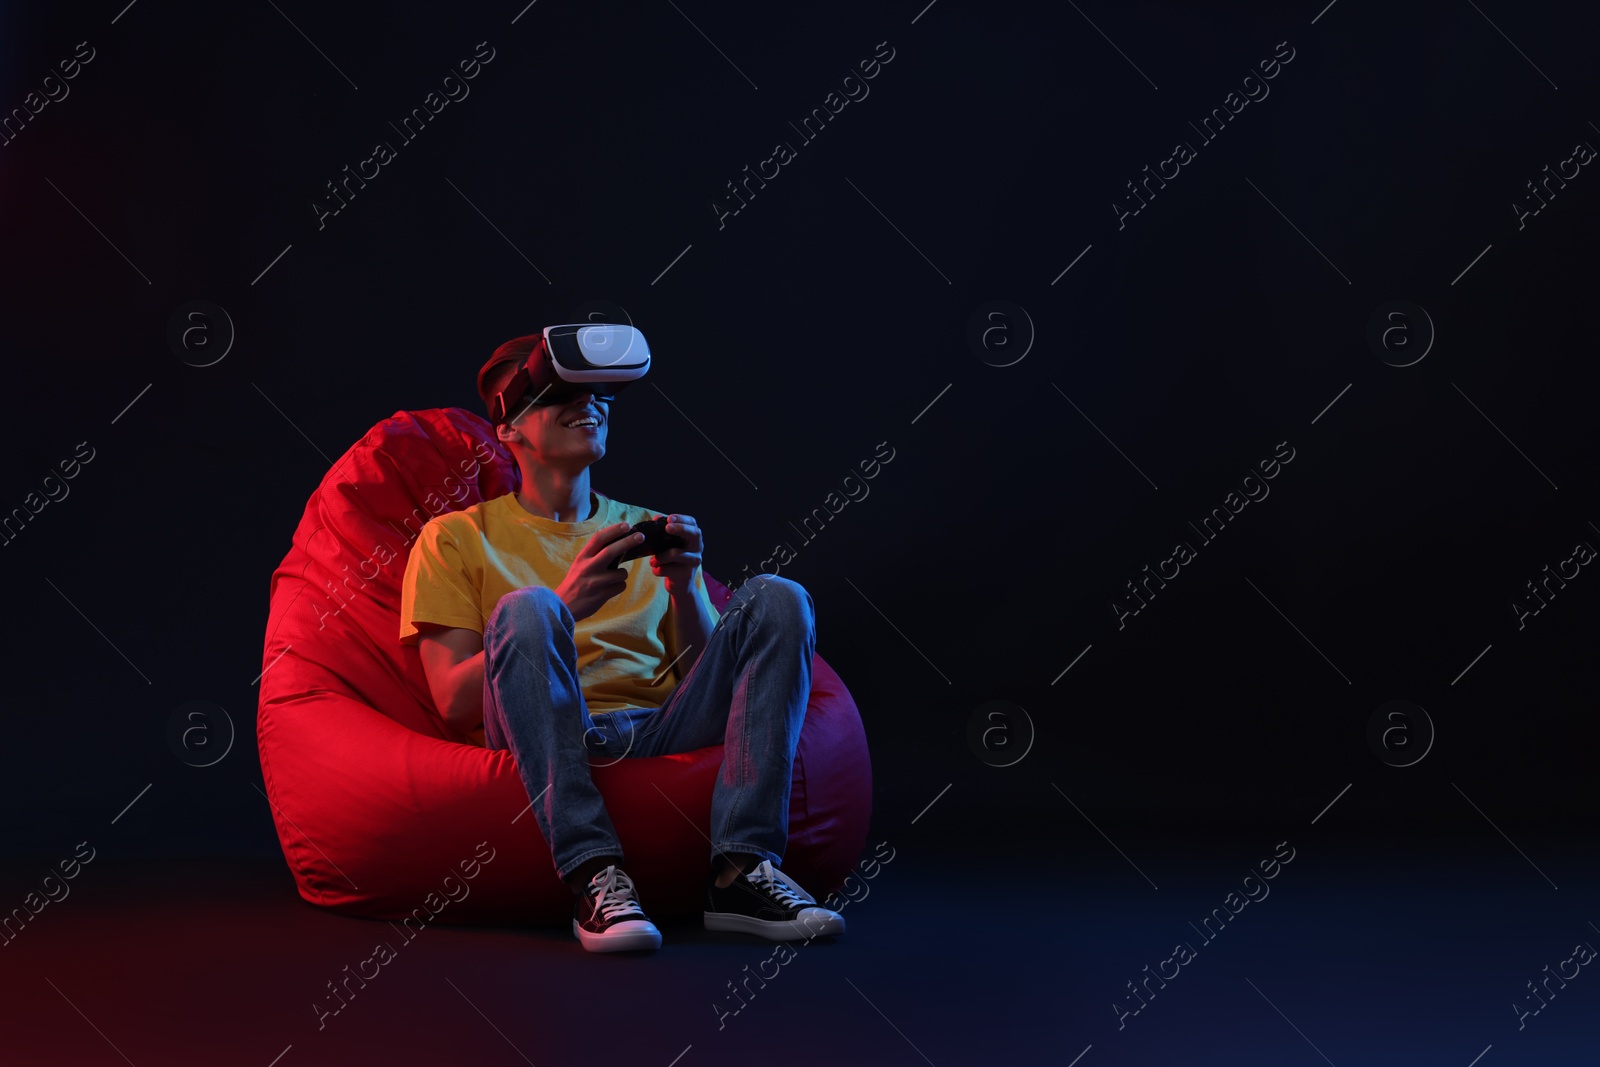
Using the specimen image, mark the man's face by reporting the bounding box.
[502,392,610,467]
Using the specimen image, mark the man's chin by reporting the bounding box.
[547,444,604,468]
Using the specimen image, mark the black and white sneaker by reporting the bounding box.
[572,865,662,953]
[705,859,846,941]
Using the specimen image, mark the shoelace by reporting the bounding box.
[744,860,813,910]
[590,867,647,922]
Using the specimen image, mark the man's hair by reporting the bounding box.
[477,334,542,427]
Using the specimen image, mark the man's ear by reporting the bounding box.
[495,420,518,445]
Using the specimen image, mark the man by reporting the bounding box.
[397,331,846,953]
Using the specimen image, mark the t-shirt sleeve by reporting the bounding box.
[398,520,485,645]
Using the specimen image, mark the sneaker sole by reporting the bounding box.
[703,910,845,941]
[571,918,662,952]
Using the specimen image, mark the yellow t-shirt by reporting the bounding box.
[398,490,719,726]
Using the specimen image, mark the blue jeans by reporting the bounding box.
[481,574,815,883]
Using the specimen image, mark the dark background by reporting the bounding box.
[2,0,1595,864]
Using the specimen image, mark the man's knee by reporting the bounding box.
[486,585,569,642]
[737,574,813,628]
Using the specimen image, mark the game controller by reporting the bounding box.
[613,516,687,565]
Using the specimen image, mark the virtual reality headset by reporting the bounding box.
[487,323,652,423]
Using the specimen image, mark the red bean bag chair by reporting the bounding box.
[256,407,872,924]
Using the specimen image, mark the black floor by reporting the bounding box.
[3,828,1596,1066]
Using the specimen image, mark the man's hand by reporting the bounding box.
[554,522,641,621]
[649,513,703,596]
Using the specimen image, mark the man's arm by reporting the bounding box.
[415,623,485,733]
[670,583,717,680]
